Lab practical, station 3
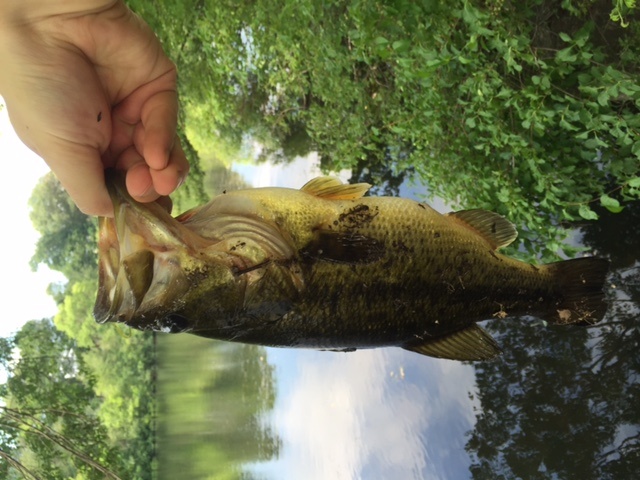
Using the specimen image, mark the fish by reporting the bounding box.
[94,171,609,361]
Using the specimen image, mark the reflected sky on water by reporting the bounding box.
[253,348,477,480]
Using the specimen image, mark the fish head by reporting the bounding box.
[93,171,241,333]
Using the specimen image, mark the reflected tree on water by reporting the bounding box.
[467,203,640,479]
[157,336,280,480]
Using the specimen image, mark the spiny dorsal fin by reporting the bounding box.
[447,209,517,250]
[403,324,502,361]
[301,176,371,200]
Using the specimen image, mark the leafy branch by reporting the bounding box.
[1,406,123,480]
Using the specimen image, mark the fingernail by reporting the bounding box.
[176,173,186,189]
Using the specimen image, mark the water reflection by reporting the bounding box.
[157,336,279,479]
[256,349,477,480]
[157,156,639,479]
[467,203,640,479]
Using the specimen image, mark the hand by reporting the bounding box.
[0,0,189,216]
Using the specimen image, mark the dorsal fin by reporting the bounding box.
[301,176,371,200]
[447,209,517,250]
[403,324,502,361]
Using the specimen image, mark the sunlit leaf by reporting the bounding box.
[578,204,599,220]
[600,194,624,213]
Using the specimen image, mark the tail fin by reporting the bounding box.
[547,257,609,325]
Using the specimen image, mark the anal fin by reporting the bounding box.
[403,324,502,361]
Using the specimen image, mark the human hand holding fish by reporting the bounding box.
[0,0,188,216]
[95,172,610,361]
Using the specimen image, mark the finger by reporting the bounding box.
[112,68,178,168]
[45,144,113,216]
[116,145,158,201]
[149,137,189,196]
[137,89,180,171]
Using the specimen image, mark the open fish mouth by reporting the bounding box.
[93,170,194,327]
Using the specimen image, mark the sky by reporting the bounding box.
[0,98,66,338]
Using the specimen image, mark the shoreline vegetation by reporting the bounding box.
[1,1,638,478]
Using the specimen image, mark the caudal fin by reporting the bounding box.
[546,257,609,325]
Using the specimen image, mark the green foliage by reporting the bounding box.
[0,320,125,480]
[610,0,637,27]
[54,280,156,480]
[1,318,156,480]
[125,0,640,261]
[28,173,97,284]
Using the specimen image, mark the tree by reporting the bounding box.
[28,173,97,285]
[0,320,125,480]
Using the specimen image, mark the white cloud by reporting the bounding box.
[268,348,478,480]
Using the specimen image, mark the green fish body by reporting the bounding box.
[95,174,608,361]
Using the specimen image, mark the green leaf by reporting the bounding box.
[604,204,625,213]
[496,187,510,203]
[597,90,609,107]
[559,32,572,42]
[556,47,577,62]
[578,204,599,220]
[392,40,410,53]
[600,194,624,213]
[628,177,640,188]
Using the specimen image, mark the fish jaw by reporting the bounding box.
[93,171,235,331]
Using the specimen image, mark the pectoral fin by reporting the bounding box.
[301,176,371,200]
[403,324,502,361]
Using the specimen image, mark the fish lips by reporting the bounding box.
[93,170,189,327]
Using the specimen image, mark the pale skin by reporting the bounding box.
[0,0,188,216]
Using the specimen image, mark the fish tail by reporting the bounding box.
[545,257,609,325]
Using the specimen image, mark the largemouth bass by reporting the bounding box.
[94,172,609,361]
